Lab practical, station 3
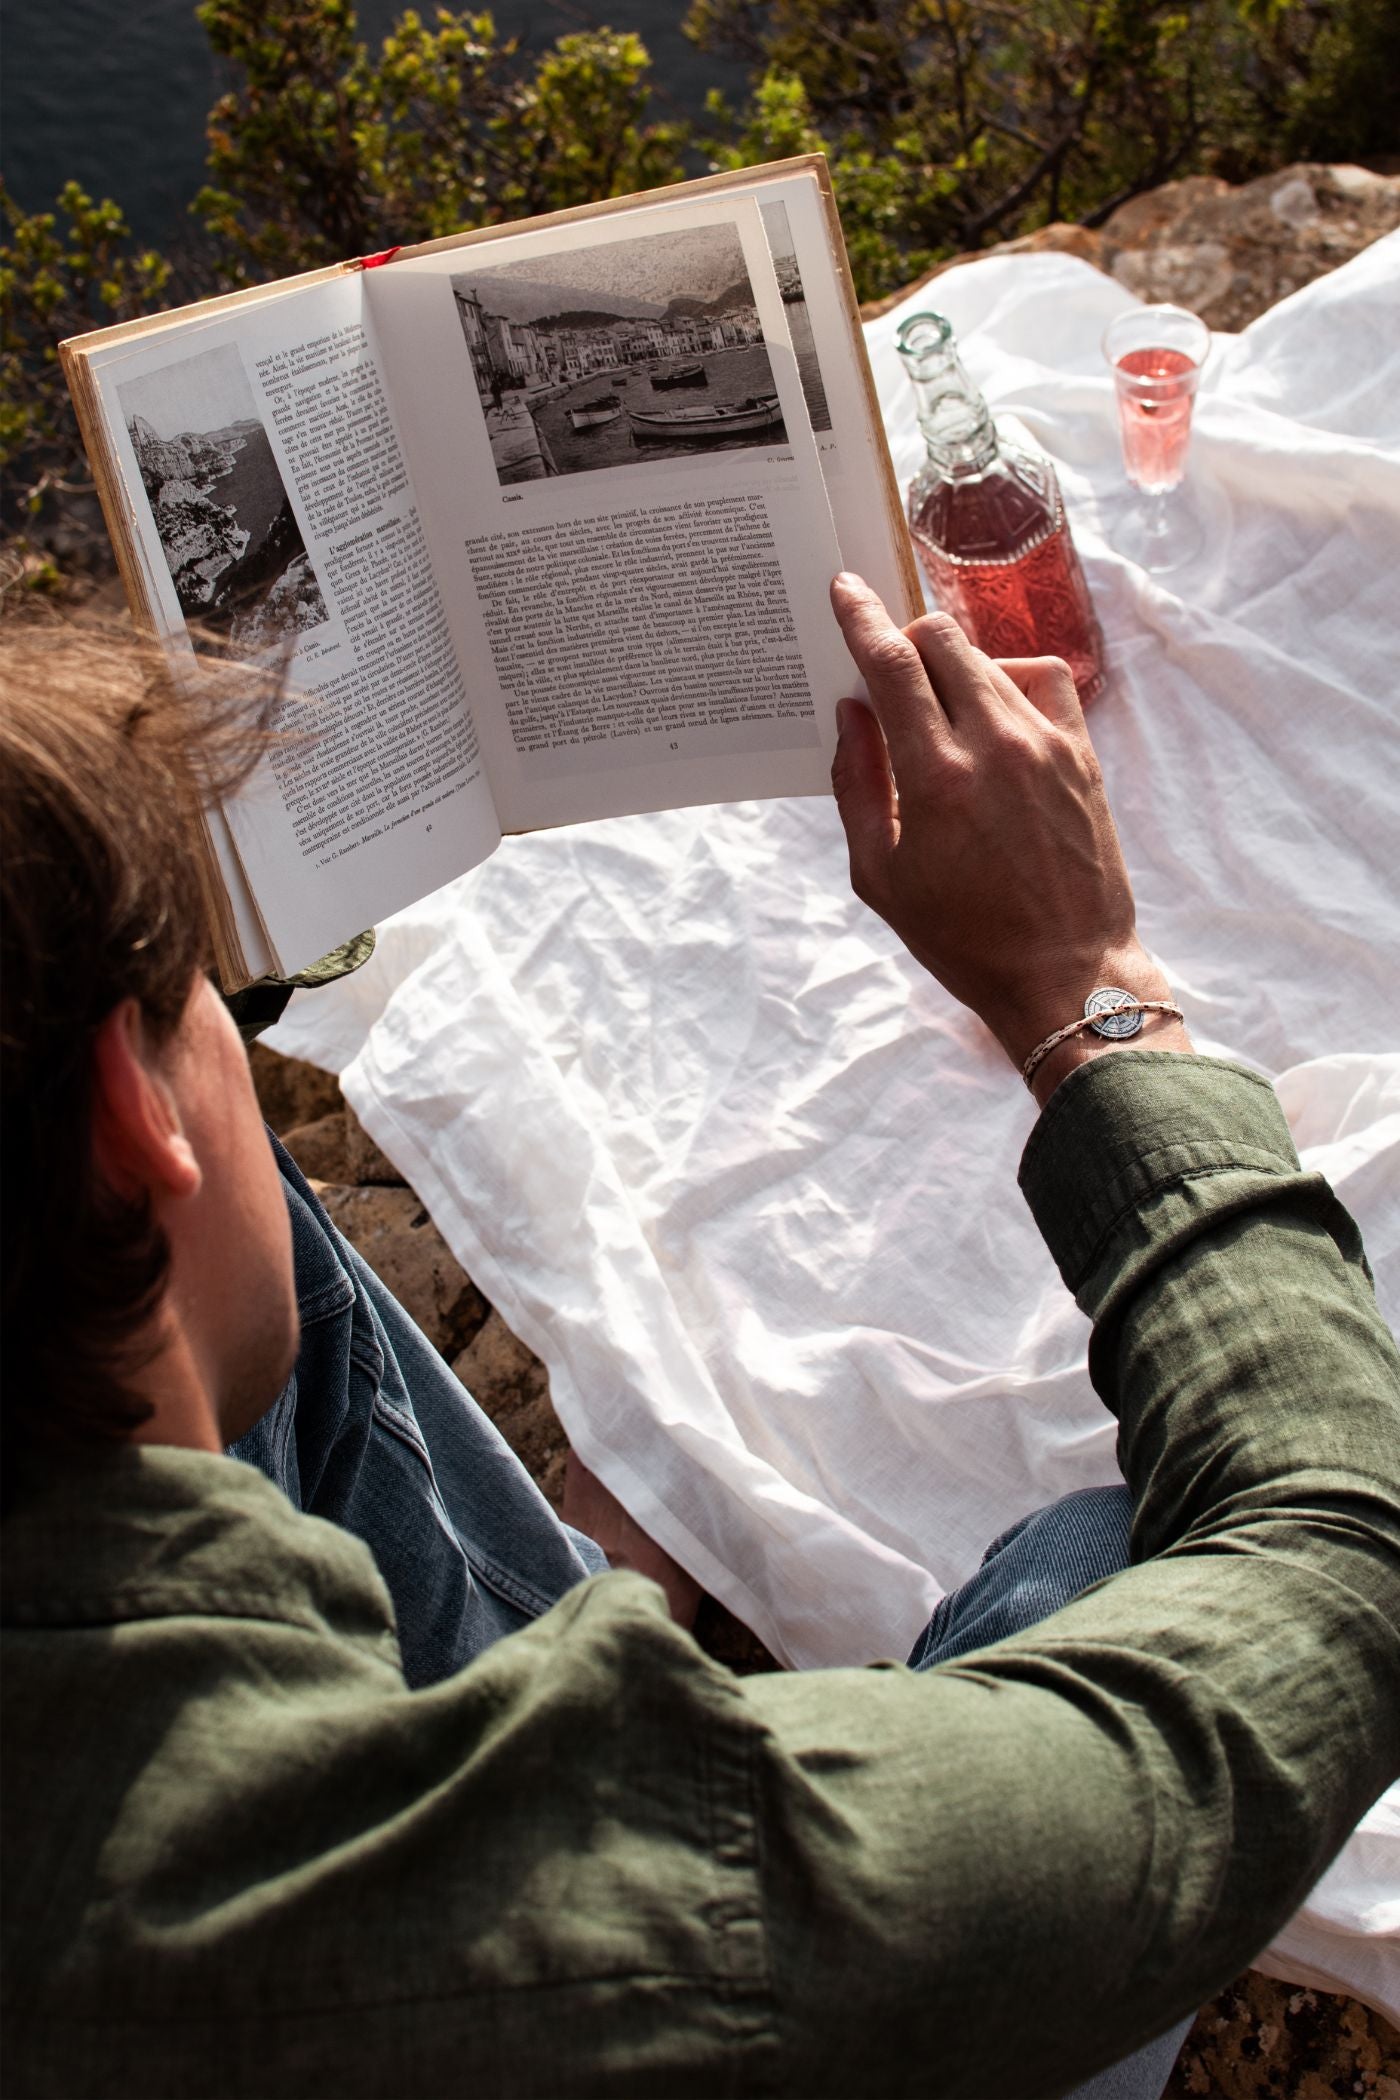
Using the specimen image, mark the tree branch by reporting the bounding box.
[962,120,1081,243]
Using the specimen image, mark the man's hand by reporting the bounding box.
[829,572,1190,1101]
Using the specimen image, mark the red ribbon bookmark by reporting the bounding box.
[359,245,403,270]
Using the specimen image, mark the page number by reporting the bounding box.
[669,740,678,751]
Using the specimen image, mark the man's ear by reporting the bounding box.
[90,997,202,1204]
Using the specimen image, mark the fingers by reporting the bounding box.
[831,578,1081,793]
[993,656,1083,729]
[831,695,898,898]
[902,610,1021,732]
[830,573,950,797]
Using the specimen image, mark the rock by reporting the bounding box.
[859,220,1102,319]
[1096,162,1400,329]
[248,1044,343,1135]
[231,548,329,649]
[450,1311,568,1510]
[1165,1969,1400,2097]
[127,414,222,488]
[1270,171,1325,232]
[1107,236,1235,318]
[279,1110,352,1185]
[860,161,1400,333]
[962,220,1104,269]
[316,1183,489,1358]
[344,1106,407,1187]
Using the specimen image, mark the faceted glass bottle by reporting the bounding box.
[896,311,1105,703]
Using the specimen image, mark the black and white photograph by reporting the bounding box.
[758,199,832,435]
[119,342,328,647]
[451,220,789,486]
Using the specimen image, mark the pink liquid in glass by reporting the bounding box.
[912,513,1105,704]
[1114,346,1197,491]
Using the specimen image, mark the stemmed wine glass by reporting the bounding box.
[1103,304,1211,575]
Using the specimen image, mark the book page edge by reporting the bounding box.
[806,163,923,625]
[58,345,268,994]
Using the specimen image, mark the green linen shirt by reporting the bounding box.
[3,1054,1399,2099]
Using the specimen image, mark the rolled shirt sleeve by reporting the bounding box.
[741,1054,1400,2097]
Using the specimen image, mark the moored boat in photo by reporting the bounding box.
[626,394,783,442]
[650,363,708,390]
[569,393,622,430]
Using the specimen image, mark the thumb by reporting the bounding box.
[832,696,898,902]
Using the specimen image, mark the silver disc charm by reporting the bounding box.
[1084,986,1143,1039]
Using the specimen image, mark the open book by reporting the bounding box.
[63,155,922,989]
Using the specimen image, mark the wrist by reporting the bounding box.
[985,944,1191,1107]
[988,942,1168,1062]
[1027,1011,1194,1109]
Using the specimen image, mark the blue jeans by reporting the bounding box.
[230,1139,607,1689]
[236,1139,1190,2100]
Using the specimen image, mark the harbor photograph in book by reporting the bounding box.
[452,220,788,485]
[118,343,328,648]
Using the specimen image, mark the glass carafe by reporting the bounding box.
[896,311,1105,704]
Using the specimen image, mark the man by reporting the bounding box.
[2,584,1398,2100]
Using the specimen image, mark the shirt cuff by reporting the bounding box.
[1018,1052,1305,1321]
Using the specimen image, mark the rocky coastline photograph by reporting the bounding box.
[452,219,788,485]
[119,342,327,648]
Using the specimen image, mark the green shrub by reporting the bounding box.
[688,0,1400,299]
[0,183,173,570]
[194,2,686,278]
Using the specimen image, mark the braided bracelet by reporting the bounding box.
[1021,987,1184,1090]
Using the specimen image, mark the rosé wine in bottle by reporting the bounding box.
[895,312,1105,704]
[1113,346,1198,491]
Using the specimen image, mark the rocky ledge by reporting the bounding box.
[862,160,1400,331]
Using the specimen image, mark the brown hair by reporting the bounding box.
[0,618,269,1492]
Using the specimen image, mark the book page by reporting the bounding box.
[83,274,501,978]
[744,171,920,619]
[367,194,847,834]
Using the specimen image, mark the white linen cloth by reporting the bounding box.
[270,231,1400,2015]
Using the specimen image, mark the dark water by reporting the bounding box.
[217,424,296,549]
[2,2,748,245]
[529,342,790,475]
